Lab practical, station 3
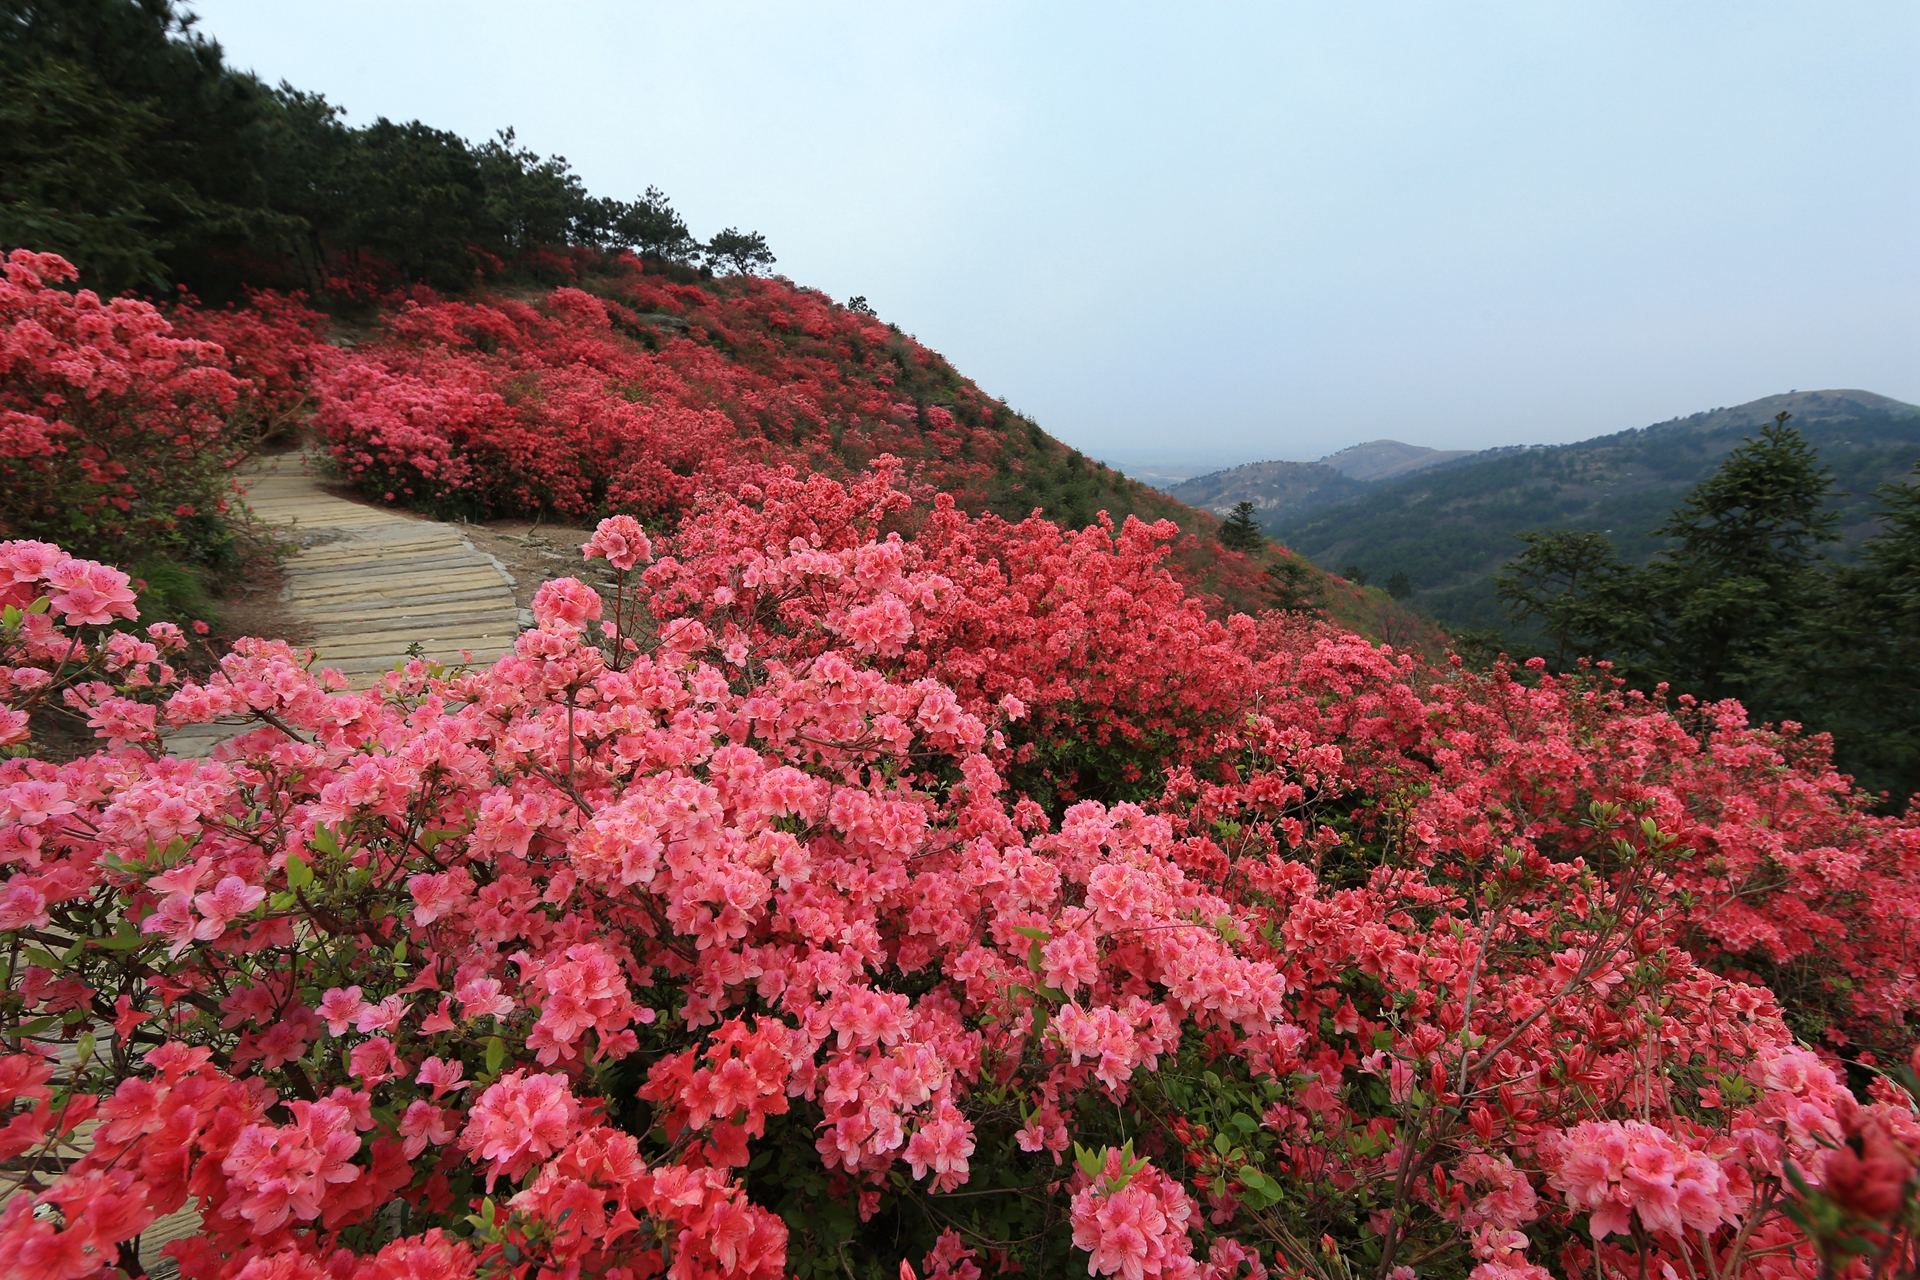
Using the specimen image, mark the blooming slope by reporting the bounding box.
[3,494,1917,1279]
[308,253,1393,631]
[2,250,1918,1279]
[0,250,329,572]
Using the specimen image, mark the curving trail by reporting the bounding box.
[169,452,520,756]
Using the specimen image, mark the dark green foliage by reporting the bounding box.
[1758,464,1920,800]
[1640,415,1837,701]
[0,0,305,293]
[705,227,776,276]
[343,119,493,289]
[606,187,700,263]
[0,0,772,295]
[1494,531,1636,668]
[1264,555,1322,614]
[1219,500,1264,551]
[1493,417,1920,801]
[1384,570,1412,600]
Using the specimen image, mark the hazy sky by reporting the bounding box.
[191,1,1919,467]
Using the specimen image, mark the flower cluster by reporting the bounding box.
[311,269,1010,521]
[1,539,183,750]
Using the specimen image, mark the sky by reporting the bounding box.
[190,1,1920,469]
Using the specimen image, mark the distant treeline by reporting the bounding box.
[0,0,775,296]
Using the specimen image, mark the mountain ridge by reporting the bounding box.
[1170,438,1468,523]
[1205,389,1920,633]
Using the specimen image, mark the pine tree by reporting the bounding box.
[1495,530,1635,669]
[1643,413,1836,701]
[1219,501,1265,551]
[705,227,776,275]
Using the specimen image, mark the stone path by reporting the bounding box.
[169,452,520,756]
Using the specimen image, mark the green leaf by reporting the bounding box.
[1010,925,1050,941]
[484,1036,506,1074]
[310,825,340,858]
[286,851,313,890]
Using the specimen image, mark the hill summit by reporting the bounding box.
[1169,438,1466,523]
[1318,439,1472,482]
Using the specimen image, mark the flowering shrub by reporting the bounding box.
[3,516,1917,1279]
[639,460,1264,804]
[0,251,263,569]
[167,289,334,440]
[313,287,751,518]
[0,539,168,752]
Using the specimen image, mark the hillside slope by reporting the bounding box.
[1265,390,1920,631]
[305,255,1418,640]
[1167,459,1368,522]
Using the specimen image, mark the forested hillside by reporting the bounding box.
[1267,390,1920,630]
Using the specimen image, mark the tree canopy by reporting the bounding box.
[0,0,772,294]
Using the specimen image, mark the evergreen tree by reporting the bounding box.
[1762,464,1920,800]
[0,1,768,295]
[1263,555,1321,613]
[611,186,699,263]
[1495,530,1636,669]
[1219,500,1264,551]
[1642,413,1836,700]
[1385,570,1413,600]
[704,227,776,275]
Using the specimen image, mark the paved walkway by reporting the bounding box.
[169,453,520,755]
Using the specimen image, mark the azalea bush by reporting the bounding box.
[167,289,334,443]
[4,511,1917,1279]
[0,250,259,571]
[310,269,1007,522]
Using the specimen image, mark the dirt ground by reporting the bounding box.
[455,517,618,613]
[210,537,307,650]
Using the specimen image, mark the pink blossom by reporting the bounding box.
[460,1071,581,1187]
[582,515,652,571]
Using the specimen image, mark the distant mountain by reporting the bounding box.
[1257,390,1920,633]
[1169,459,1368,522]
[1319,440,1472,483]
[1169,438,1464,523]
